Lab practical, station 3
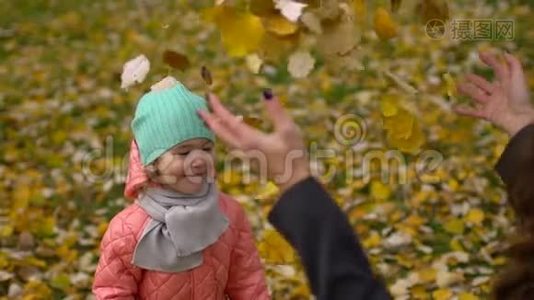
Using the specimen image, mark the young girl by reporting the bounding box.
[92,76,270,299]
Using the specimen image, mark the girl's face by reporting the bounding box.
[147,138,215,194]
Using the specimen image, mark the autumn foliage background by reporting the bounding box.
[1,0,534,299]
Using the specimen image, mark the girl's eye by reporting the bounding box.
[203,147,213,152]
[177,151,190,156]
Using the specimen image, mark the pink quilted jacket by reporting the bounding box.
[92,141,270,299]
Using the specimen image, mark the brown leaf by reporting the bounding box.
[418,0,449,24]
[162,50,190,71]
[201,66,213,86]
[391,0,402,12]
[250,0,277,16]
[240,116,264,129]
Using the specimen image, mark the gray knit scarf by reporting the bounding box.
[131,182,229,272]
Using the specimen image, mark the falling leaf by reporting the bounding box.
[201,66,213,86]
[250,0,276,16]
[259,32,299,62]
[246,54,263,74]
[120,54,150,89]
[391,0,402,13]
[301,12,322,34]
[374,7,398,40]
[162,50,190,71]
[419,0,449,23]
[263,14,299,36]
[353,0,367,24]
[238,115,265,129]
[288,51,315,78]
[274,0,307,22]
[315,0,341,20]
[204,6,265,57]
[318,16,360,56]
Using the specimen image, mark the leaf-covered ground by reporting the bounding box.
[1,0,534,299]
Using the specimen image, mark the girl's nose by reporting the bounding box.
[191,158,205,168]
[189,150,210,170]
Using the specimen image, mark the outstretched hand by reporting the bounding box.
[455,50,534,137]
[198,90,310,193]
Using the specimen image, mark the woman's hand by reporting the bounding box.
[198,90,310,193]
[455,50,534,137]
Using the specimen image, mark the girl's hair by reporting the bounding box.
[493,157,534,299]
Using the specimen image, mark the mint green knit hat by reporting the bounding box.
[131,78,214,166]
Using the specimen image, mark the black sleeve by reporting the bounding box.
[268,177,391,300]
[495,124,534,186]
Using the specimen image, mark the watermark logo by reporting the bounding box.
[425,19,515,41]
[80,114,446,188]
[334,114,367,146]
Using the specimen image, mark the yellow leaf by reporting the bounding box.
[444,218,465,235]
[465,208,485,225]
[204,6,265,57]
[51,273,70,291]
[405,215,425,227]
[23,280,53,299]
[353,0,367,24]
[432,288,453,300]
[256,181,279,200]
[0,252,9,269]
[410,285,427,298]
[370,181,391,201]
[447,179,459,191]
[450,238,464,251]
[246,54,263,74]
[259,32,299,62]
[13,188,31,212]
[374,7,398,40]
[443,72,457,98]
[263,14,299,36]
[380,96,399,117]
[0,224,13,238]
[383,110,415,139]
[459,292,479,300]
[363,231,381,248]
[258,229,295,263]
[418,267,437,283]
[387,120,425,154]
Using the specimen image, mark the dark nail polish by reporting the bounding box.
[262,88,273,100]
